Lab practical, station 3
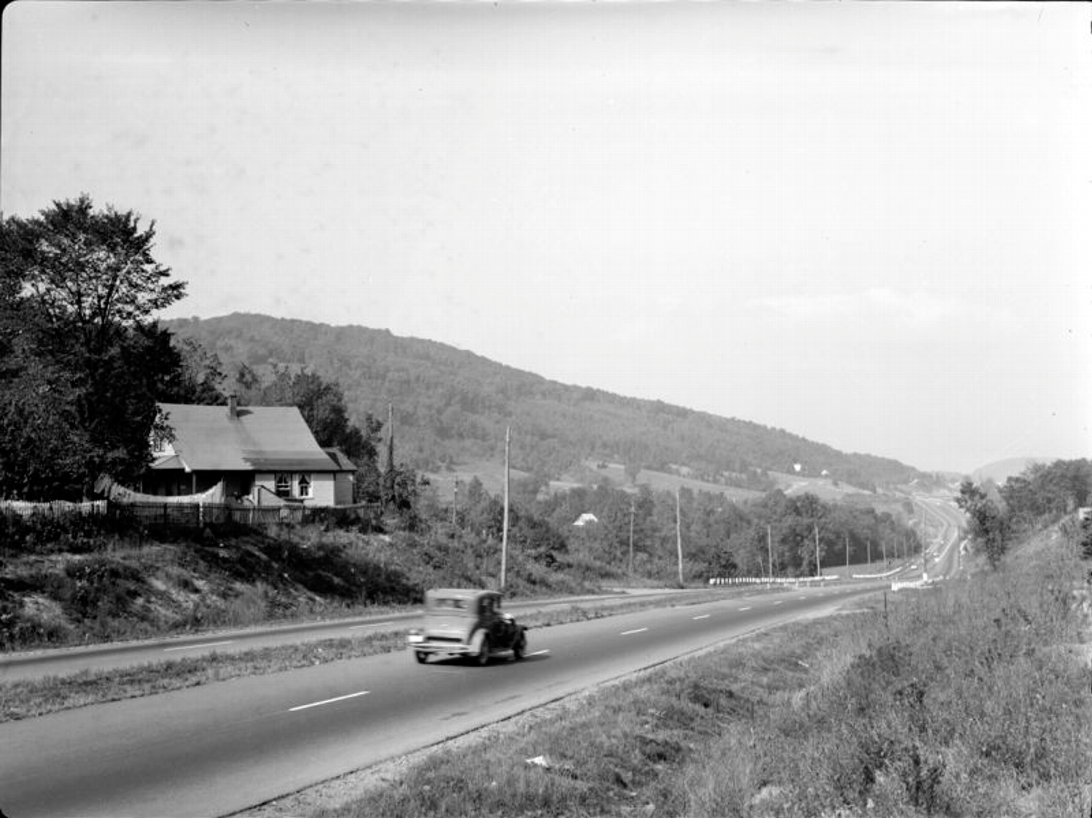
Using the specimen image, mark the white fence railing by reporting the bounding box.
[708,575,839,586]
[0,500,108,517]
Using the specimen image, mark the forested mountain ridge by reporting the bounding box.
[166,313,926,491]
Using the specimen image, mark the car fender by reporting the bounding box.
[468,628,487,654]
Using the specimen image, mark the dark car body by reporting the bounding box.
[407,588,527,665]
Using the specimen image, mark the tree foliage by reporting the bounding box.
[955,479,1010,568]
[168,313,930,489]
[13,194,185,355]
[0,195,189,498]
[159,337,226,405]
[235,365,373,463]
[1000,459,1092,527]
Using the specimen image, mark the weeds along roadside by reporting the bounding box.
[271,538,1092,818]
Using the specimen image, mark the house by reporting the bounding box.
[142,397,356,506]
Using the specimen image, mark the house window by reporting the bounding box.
[297,474,312,498]
[275,473,292,498]
[150,431,171,455]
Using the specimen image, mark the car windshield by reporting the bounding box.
[429,597,471,613]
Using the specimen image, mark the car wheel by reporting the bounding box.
[476,635,491,666]
[414,650,428,664]
[512,632,526,661]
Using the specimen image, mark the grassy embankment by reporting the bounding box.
[1,517,661,653]
[251,528,1092,818]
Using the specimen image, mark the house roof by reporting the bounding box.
[155,403,356,473]
[323,447,357,472]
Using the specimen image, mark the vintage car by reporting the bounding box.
[407,588,527,665]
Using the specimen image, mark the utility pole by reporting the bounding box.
[845,533,850,573]
[628,497,635,576]
[814,522,821,577]
[867,538,872,567]
[500,426,510,591]
[675,487,684,586]
[451,478,459,527]
[384,403,395,512]
[767,524,773,578]
[386,403,394,469]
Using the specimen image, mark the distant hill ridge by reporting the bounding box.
[972,458,1051,486]
[166,313,927,491]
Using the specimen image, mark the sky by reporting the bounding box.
[3,2,1091,475]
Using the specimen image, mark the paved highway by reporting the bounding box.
[915,496,966,579]
[0,590,683,684]
[1,583,883,817]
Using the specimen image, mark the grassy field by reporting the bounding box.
[244,528,1092,818]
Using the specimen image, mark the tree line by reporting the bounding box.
[957,458,1092,567]
[408,473,922,585]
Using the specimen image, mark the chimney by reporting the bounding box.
[228,393,238,419]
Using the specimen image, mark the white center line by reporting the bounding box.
[289,690,369,712]
[163,640,234,652]
[526,649,550,657]
[621,628,649,636]
[349,622,393,630]
[692,614,711,620]
[738,606,752,611]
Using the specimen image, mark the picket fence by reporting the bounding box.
[0,498,378,530]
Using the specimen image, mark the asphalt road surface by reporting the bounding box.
[0,590,682,684]
[0,583,885,818]
[916,497,966,579]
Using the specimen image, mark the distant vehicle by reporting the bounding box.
[407,588,527,665]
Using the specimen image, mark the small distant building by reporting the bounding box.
[142,398,356,506]
[573,512,599,527]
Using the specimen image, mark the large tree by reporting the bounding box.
[0,195,186,498]
[15,195,185,354]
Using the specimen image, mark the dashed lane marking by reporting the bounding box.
[738,606,752,611]
[692,614,711,620]
[289,690,369,712]
[526,649,550,657]
[621,628,649,636]
[163,641,234,652]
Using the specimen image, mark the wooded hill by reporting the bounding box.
[167,313,927,492]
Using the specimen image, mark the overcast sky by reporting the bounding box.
[3,2,1090,475]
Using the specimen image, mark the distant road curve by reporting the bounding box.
[915,497,966,579]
